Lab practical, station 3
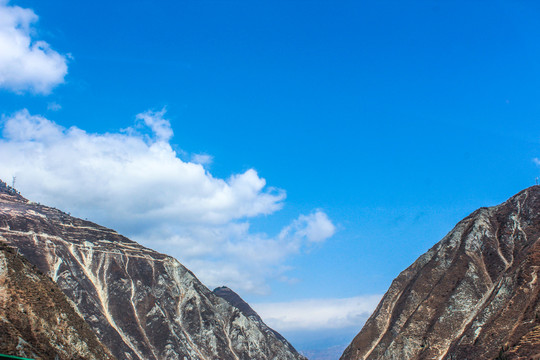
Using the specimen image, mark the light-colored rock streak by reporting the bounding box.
[60,223,118,233]
[178,324,208,360]
[439,276,503,359]
[51,255,63,282]
[124,254,158,360]
[514,195,528,247]
[362,286,407,359]
[495,228,511,270]
[164,262,209,360]
[66,242,145,360]
[0,228,64,241]
[0,227,166,261]
[529,270,538,290]
[362,246,441,359]
[221,319,240,360]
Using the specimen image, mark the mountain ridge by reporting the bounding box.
[0,179,305,360]
[341,186,540,359]
[213,286,305,358]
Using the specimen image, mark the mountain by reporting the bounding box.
[341,187,540,359]
[213,286,306,359]
[0,180,305,360]
[0,242,116,360]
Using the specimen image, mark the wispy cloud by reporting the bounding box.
[0,0,68,94]
[253,295,382,331]
[0,109,335,293]
[135,108,173,142]
[47,102,62,111]
[191,153,213,166]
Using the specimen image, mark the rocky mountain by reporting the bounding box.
[213,286,306,359]
[0,242,116,360]
[0,180,305,360]
[341,186,540,359]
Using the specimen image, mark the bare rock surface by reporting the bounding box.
[213,286,306,359]
[341,186,540,360]
[0,180,305,360]
[0,242,116,360]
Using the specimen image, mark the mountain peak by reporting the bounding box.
[213,286,260,319]
[341,187,540,359]
[0,181,305,360]
[0,179,26,202]
[213,286,307,359]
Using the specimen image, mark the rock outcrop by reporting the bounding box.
[0,180,305,360]
[213,286,306,359]
[0,242,116,360]
[341,186,540,360]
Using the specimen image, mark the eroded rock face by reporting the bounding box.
[341,187,540,360]
[0,182,305,360]
[0,242,116,360]
[213,286,306,359]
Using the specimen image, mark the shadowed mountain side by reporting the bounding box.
[0,242,116,360]
[341,186,540,360]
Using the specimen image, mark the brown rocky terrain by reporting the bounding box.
[0,242,116,360]
[341,186,540,360]
[0,180,305,360]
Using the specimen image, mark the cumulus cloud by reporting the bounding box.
[1,109,283,226]
[280,211,336,243]
[0,109,335,292]
[253,295,382,331]
[0,0,67,94]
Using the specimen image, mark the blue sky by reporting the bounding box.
[1,0,540,355]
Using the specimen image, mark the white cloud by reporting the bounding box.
[0,109,335,293]
[533,157,540,166]
[253,295,382,332]
[1,109,284,226]
[191,153,213,166]
[280,211,336,243]
[2,109,63,141]
[0,0,67,94]
[135,108,173,142]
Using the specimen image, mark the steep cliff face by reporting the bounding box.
[0,242,116,360]
[0,181,305,360]
[341,187,540,360]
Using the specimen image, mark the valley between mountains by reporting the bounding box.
[1,179,540,359]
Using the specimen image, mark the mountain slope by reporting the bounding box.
[341,186,540,360]
[0,181,305,360]
[0,242,116,360]
[213,286,306,358]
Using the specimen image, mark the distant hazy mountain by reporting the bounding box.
[0,180,305,360]
[342,187,540,359]
[301,344,348,360]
